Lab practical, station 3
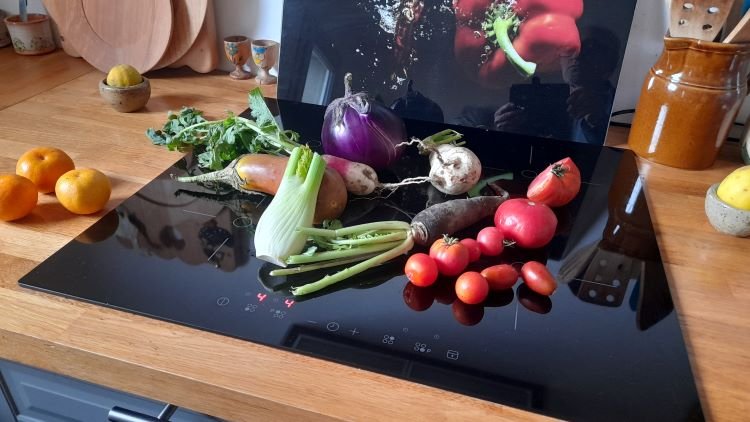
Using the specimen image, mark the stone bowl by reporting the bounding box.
[98,77,150,113]
[705,183,750,237]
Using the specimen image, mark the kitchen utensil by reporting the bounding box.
[669,0,733,40]
[251,39,279,85]
[19,0,26,22]
[153,0,208,69]
[169,0,218,73]
[722,0,745,39]
[723,8,750,41]
[223,36,252,80]
[65,0,173,73]
[628,36,750,169]
[42,0,80,57]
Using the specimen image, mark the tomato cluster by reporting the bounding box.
[402,156,581,322]
[404,231,558,306]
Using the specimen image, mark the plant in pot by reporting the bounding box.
[3,0,55,55]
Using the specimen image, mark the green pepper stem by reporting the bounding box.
[292,234,415,296]
[493,17,537,78]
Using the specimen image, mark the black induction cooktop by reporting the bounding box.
[19,100,703,421]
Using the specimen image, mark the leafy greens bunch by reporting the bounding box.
[147,88,301,170]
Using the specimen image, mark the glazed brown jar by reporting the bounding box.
[628,37,750,169]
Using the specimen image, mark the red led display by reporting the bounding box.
[284,299,295,308]
[257,293,268,302]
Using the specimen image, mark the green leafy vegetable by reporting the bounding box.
[146,89,302,170]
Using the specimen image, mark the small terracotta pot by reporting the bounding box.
[99,78,151,113]
[4,13,55,55]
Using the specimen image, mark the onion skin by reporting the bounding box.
[321,73,406,170]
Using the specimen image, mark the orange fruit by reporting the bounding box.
[0,174,38,221]
[16,147,75,193]
[55,168,112,215]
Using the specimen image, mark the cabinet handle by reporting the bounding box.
[108,403,178,422]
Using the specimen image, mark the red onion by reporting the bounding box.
[321,73,406,170]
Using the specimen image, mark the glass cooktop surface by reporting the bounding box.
[20,100,702,421]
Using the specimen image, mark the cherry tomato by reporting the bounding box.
[454,271,489,305]
[521,261,557,296]
[527,157,581,207]
[452,301,485,326]
[480,264,519,290]
[459,238,482,262]
[402,282,434,312]
[494,199,557,249]
[429,236,469,276]
[404,253,438,287]
[476,226,504,256]
[517,283,552,314]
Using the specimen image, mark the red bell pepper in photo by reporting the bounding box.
[454,0,583,86]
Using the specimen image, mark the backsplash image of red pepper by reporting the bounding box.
[454,0,583,87]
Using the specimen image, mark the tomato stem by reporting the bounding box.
[551,163,567,178]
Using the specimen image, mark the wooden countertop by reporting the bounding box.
[1,49,749,421]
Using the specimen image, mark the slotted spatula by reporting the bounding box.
[669,0,734,40]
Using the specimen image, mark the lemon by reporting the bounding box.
[106,64,143,88]
[717,165,750,210]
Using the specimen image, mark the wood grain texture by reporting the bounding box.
[0,49,90,110]
[42,0,82,57]
[723,9,750,43]
[154,0,208,69]
[169,0,219,73]
[0,52,749,421]
[64,0,173,73]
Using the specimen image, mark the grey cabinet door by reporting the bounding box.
[0,371,16,422]
[0,359,220,422]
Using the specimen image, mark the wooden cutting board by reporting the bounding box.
[64,0,173,73]
[42,0,81,57]
[153,0,208,69]
[169,0,218,73]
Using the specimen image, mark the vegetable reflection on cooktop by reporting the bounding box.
[19,100,703,422]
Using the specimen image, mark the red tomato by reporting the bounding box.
[404,253,438,287]
[480,264,519,290]
[459,238,482,262]
[476,226,504,256]
[402,282,434,312]
[527,157,581,207]
[451,301,485,326]
[429,236,469,276]
[494,198,557,249]
[521,261,557,296]
[455,271,489,305]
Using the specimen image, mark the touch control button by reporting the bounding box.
[216,297,230,306]
[326,322,340,332]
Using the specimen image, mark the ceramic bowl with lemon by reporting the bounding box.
[99,64,150,112]
[705,165,750,237]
